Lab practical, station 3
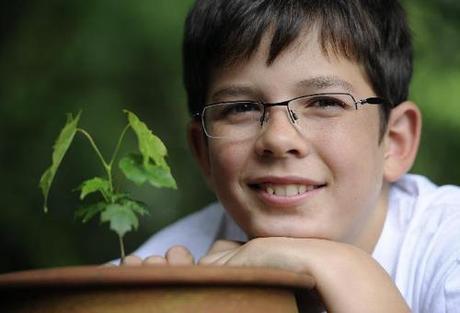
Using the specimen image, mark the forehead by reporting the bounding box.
[207,29,373,102]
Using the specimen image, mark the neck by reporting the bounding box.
[355,181,390,254]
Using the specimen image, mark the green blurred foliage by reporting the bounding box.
[403,0,460,184]
[0,0,213,272]
[0,0,459,273]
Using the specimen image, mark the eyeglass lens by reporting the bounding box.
[202,93,358,139]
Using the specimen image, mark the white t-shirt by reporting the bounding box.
[133,174,460,313]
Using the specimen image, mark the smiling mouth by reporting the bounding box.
[250,183,326,197]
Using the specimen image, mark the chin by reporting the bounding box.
[244,214,342,240]
[244,223,324,240]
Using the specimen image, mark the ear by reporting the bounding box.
[187,120,214,189]
[383,101,422,182]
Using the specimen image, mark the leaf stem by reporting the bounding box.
[77,128,114,194]
[77,128,110,169]
[119,235,126,262]
[109,124,131,167]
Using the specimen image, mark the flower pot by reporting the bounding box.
[0,266,315,313]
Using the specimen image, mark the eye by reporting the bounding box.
[291,94,353,118]
[205,101,262,123]
[308,96,348,109]
[228,102,260,112]
[221,102,261,116]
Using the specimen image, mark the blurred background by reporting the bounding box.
[0,0,459,273]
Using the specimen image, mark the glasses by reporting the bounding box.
[194,92,388,140]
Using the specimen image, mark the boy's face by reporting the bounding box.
[193,31,391,248]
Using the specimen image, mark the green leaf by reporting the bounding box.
[119,153,177,189]
[118,197,149,216]
[77,177,111,200]
[124,110,167,167]
[39,112,82,212]
[111,193,131,202]
[75,201,107,223]
[100,204,139,237]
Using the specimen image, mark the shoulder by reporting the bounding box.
[389,174,460,312]
[132,202,226,260]
[390,174,460,232]
[390,174,460,247]
[393,174,460,205]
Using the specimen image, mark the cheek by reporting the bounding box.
[207,140,250,187]
[333,111,380,165]
[319,112,384,199]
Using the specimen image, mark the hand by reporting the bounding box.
[199,238,410,313]
[199,238,310,273]
[120,245,195,266]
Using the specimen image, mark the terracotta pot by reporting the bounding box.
[0,266,315,313]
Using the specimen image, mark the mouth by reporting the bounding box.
[248,177,327,199]
[251,183,324,197]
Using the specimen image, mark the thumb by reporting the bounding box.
[207,240,243,254]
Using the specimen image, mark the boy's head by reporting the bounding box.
[183,0,413,135]
[184,0,421,251]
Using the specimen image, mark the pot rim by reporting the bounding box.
[0,266,315,290]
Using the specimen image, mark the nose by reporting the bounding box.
[254,107,310,158]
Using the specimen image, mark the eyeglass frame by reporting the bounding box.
[193,92,391,138]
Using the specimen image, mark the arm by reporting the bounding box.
[199,237,410,313]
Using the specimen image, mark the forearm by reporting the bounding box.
[297,239,410,313]
[199,237,410,312]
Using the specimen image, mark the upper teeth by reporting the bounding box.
[265,184,316,197]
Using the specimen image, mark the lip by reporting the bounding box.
[248,176,324,186]
[247,176,326,208]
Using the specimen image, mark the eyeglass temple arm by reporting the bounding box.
[359,97,392,107]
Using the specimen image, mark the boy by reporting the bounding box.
[123,0,460,312]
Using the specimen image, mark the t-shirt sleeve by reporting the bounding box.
[445,260,460,313]
[133,203,225,260]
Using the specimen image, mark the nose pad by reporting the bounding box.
[260,106,298,128]
[288,109,299,124]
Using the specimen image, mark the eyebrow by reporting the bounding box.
[295,76,355,93]
[209,85,258,103]
[209,75,355,103]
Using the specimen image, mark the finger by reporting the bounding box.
[207,240,243,254]
[143,255,168,266]
[165,245,195,265]
[199,248,239,265]
[199,240,242,265]
[199,251,228,265]
[121,255,143,266]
